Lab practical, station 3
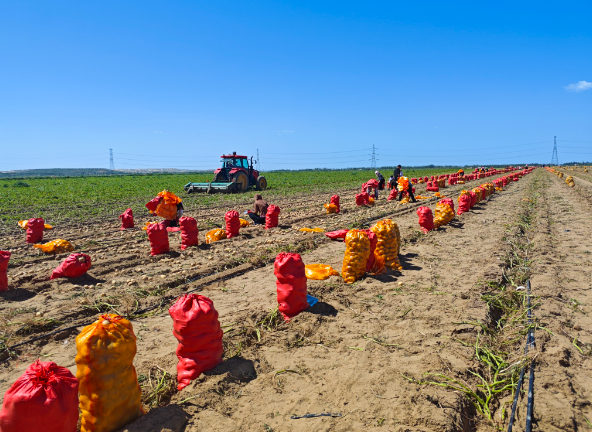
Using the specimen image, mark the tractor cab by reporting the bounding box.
[214,153,258,183]
[184,151,267,194]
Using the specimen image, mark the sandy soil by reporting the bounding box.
[2,169,590,431]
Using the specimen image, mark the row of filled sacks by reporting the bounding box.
[545,167,574,187]
[0,250,328,432]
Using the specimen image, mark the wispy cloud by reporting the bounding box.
[276,130,294,135]
[565,81,592,92]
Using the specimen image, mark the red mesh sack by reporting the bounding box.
[225,211,240,239]
[411,178,417,184]
[412,187,416,194]
[119,208,134,230]
[265,205,280,229]
[325,229,349,240]
[145,196,161,212]
[439,198,454,213]
[363,230,379,273]
[50,253,91,280]
[366,179,379,189]
[417,206,434,234]
[355,192,369,206]
[169,294,223,390]
[387,189,398,201]
[469,191,477,208]
[0,250,10,292]
[274,252,308,321]
[179,216,198,250]
[0,360,79,432]
[26,218,45,244]
[457,195,471,215]
[147,222,169,255]
[330,195,340,213]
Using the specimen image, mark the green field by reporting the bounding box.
[0,167,461,231]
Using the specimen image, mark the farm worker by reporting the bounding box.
[246,194,268,225]
[458,169,464,176]
[168,202,185,228]
[365,179,379,199]
[397,177,417,203]
[388,175,394,190]
[392,165,402,187]
[375,171,385,190]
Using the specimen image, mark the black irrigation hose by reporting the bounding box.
[507,280,535,432]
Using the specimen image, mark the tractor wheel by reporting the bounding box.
[256,176,267,191]
[233,172,249,192]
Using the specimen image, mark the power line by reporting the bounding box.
[109,149,115,170]
[370,145,377,169]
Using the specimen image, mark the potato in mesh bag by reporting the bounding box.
[33,239,74,254]
[342,229,370,284]
[76,314,143,432]
[205,228,227,244]
[433,203,454,229]
[370,219,402,271]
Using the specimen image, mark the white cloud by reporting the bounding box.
[565,81,592,92]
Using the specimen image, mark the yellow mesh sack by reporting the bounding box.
[370,219,402,271]
[324,203,338,214]
[205,228,227,244]
[76,314,143,432]
[239,218,250,227]
[299,227,324,233]
[472,188,482,203]
[305,264,340,280]
[434,203,454,229]
[368,196,375,205]
[566,176,575,187]
[33,239,74,254]
[342,229,370,284]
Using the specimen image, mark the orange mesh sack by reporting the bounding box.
[205,228,226,244]
[76,314,143,432]
[33,239,74,254]
[472,188,482,204]
[434,202,454,229]
[304,264,339,280]
[155,190,182,220]
[397,176,409,192]
[370,219,402,271]
[324,203,338,214]
[342,230,370,284]
[239,218,250,228]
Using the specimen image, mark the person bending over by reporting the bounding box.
[246,194,268,225]
[375,171,385,190]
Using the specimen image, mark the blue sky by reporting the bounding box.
[1,1,591,171]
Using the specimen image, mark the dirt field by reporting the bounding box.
[1,168,591,432]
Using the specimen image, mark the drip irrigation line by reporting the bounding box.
[507,279,535,432]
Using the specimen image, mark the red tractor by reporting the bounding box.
[184,152,267,193]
